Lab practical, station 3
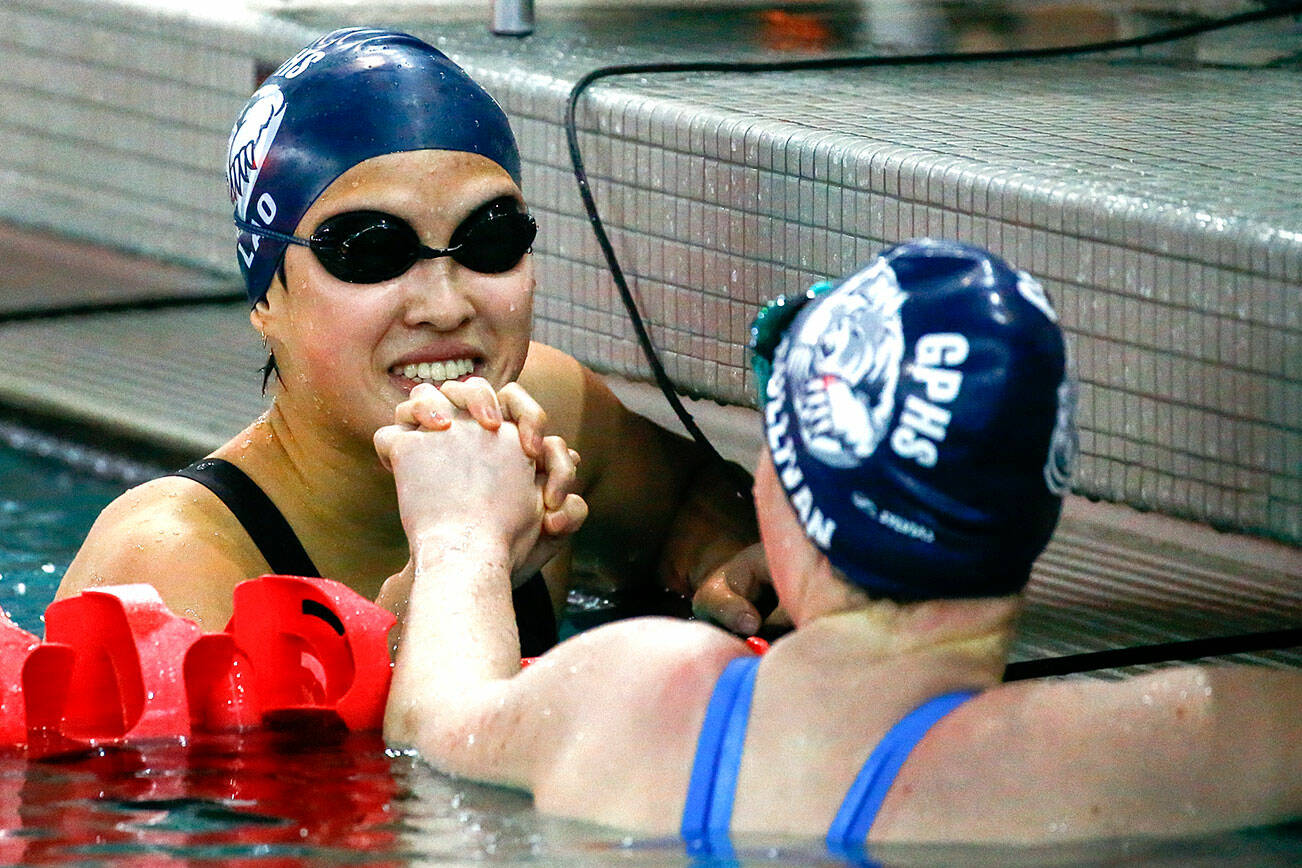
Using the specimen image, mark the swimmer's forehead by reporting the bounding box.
[299,150,525,230]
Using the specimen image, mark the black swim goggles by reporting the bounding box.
[234,196,537,284]
[748,280,835,405]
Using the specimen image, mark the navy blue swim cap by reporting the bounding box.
[758,239,1078,601]
[226,28,522,304]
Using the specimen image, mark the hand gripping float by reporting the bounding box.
[0,576,395,754]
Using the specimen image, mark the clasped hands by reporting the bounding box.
[374,379,588,580]
[374,379,786,637]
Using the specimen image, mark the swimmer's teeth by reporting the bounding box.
[399,358,473,384]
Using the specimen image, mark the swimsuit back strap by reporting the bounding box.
[171,458,320,578]
[680,655,761,858]
[827,690,976,855]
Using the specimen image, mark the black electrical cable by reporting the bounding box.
[563,1,1302,463]
[1003,627,1302,681]
[562,2,1302,670]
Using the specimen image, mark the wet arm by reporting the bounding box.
[376,412,552,786]
[383,526,533,784]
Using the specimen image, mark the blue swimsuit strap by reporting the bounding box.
[826,690,977,855]
[680,655,761,858]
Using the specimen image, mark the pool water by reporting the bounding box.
[0,438,133,636]
[3,733,1296,867]
[0,437,1299,865]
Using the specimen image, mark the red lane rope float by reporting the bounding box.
[0,576,395,755]
[1,578,776,755]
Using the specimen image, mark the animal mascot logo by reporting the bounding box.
[227,84,286,226]
[784,260,907,469]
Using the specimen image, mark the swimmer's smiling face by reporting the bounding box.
[252,148,535,440]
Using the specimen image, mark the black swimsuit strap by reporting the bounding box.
[172,458,320,578]
[513,568,559,658]
[171,457,559,656]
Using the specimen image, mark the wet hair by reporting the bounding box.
[259,258,288,394]
[260,352,280,395]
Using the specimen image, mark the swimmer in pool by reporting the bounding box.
[379,239,1300,846]
[55,28,765,653]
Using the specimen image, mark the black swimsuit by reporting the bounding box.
[171,458,559,656]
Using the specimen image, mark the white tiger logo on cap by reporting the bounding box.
[786,260,906,469]
[227,84,287,221]
[1044,367,1079,496]
[1017,270,1075,494]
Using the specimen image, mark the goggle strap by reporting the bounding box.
[233,212,312,249]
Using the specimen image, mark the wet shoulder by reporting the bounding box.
[526,617,750,829]
[871,670,1227,841]
[547,616,749,708]
[89,474,250,541]
[56,474,265,628]
[519,341,624,449]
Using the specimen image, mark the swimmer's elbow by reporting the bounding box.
[383,697,458,770]
[382,692,445,754]
[382,694,422,750]
[383,689,524,786]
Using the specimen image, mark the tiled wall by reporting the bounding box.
[1,0,1298,544]
[499,58,1301,543]
[0,0,299,271]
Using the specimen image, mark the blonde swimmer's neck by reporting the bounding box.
[772,595,1020,681]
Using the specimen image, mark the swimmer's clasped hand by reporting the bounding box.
[397,379,574,512]
[376,416,544,569]
[380,381,588,576]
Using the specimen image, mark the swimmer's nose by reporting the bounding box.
[401,265,475,331]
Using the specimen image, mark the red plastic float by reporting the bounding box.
[0,576,396,754]
[0,577,772,754]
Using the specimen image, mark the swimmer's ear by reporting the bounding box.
[250,258,290,325]
[249,271,284,328]
[250,296,278,346]
[249,302,270,332]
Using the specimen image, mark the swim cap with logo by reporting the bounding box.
[226,28,522,304]
[756,239,1078,600]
